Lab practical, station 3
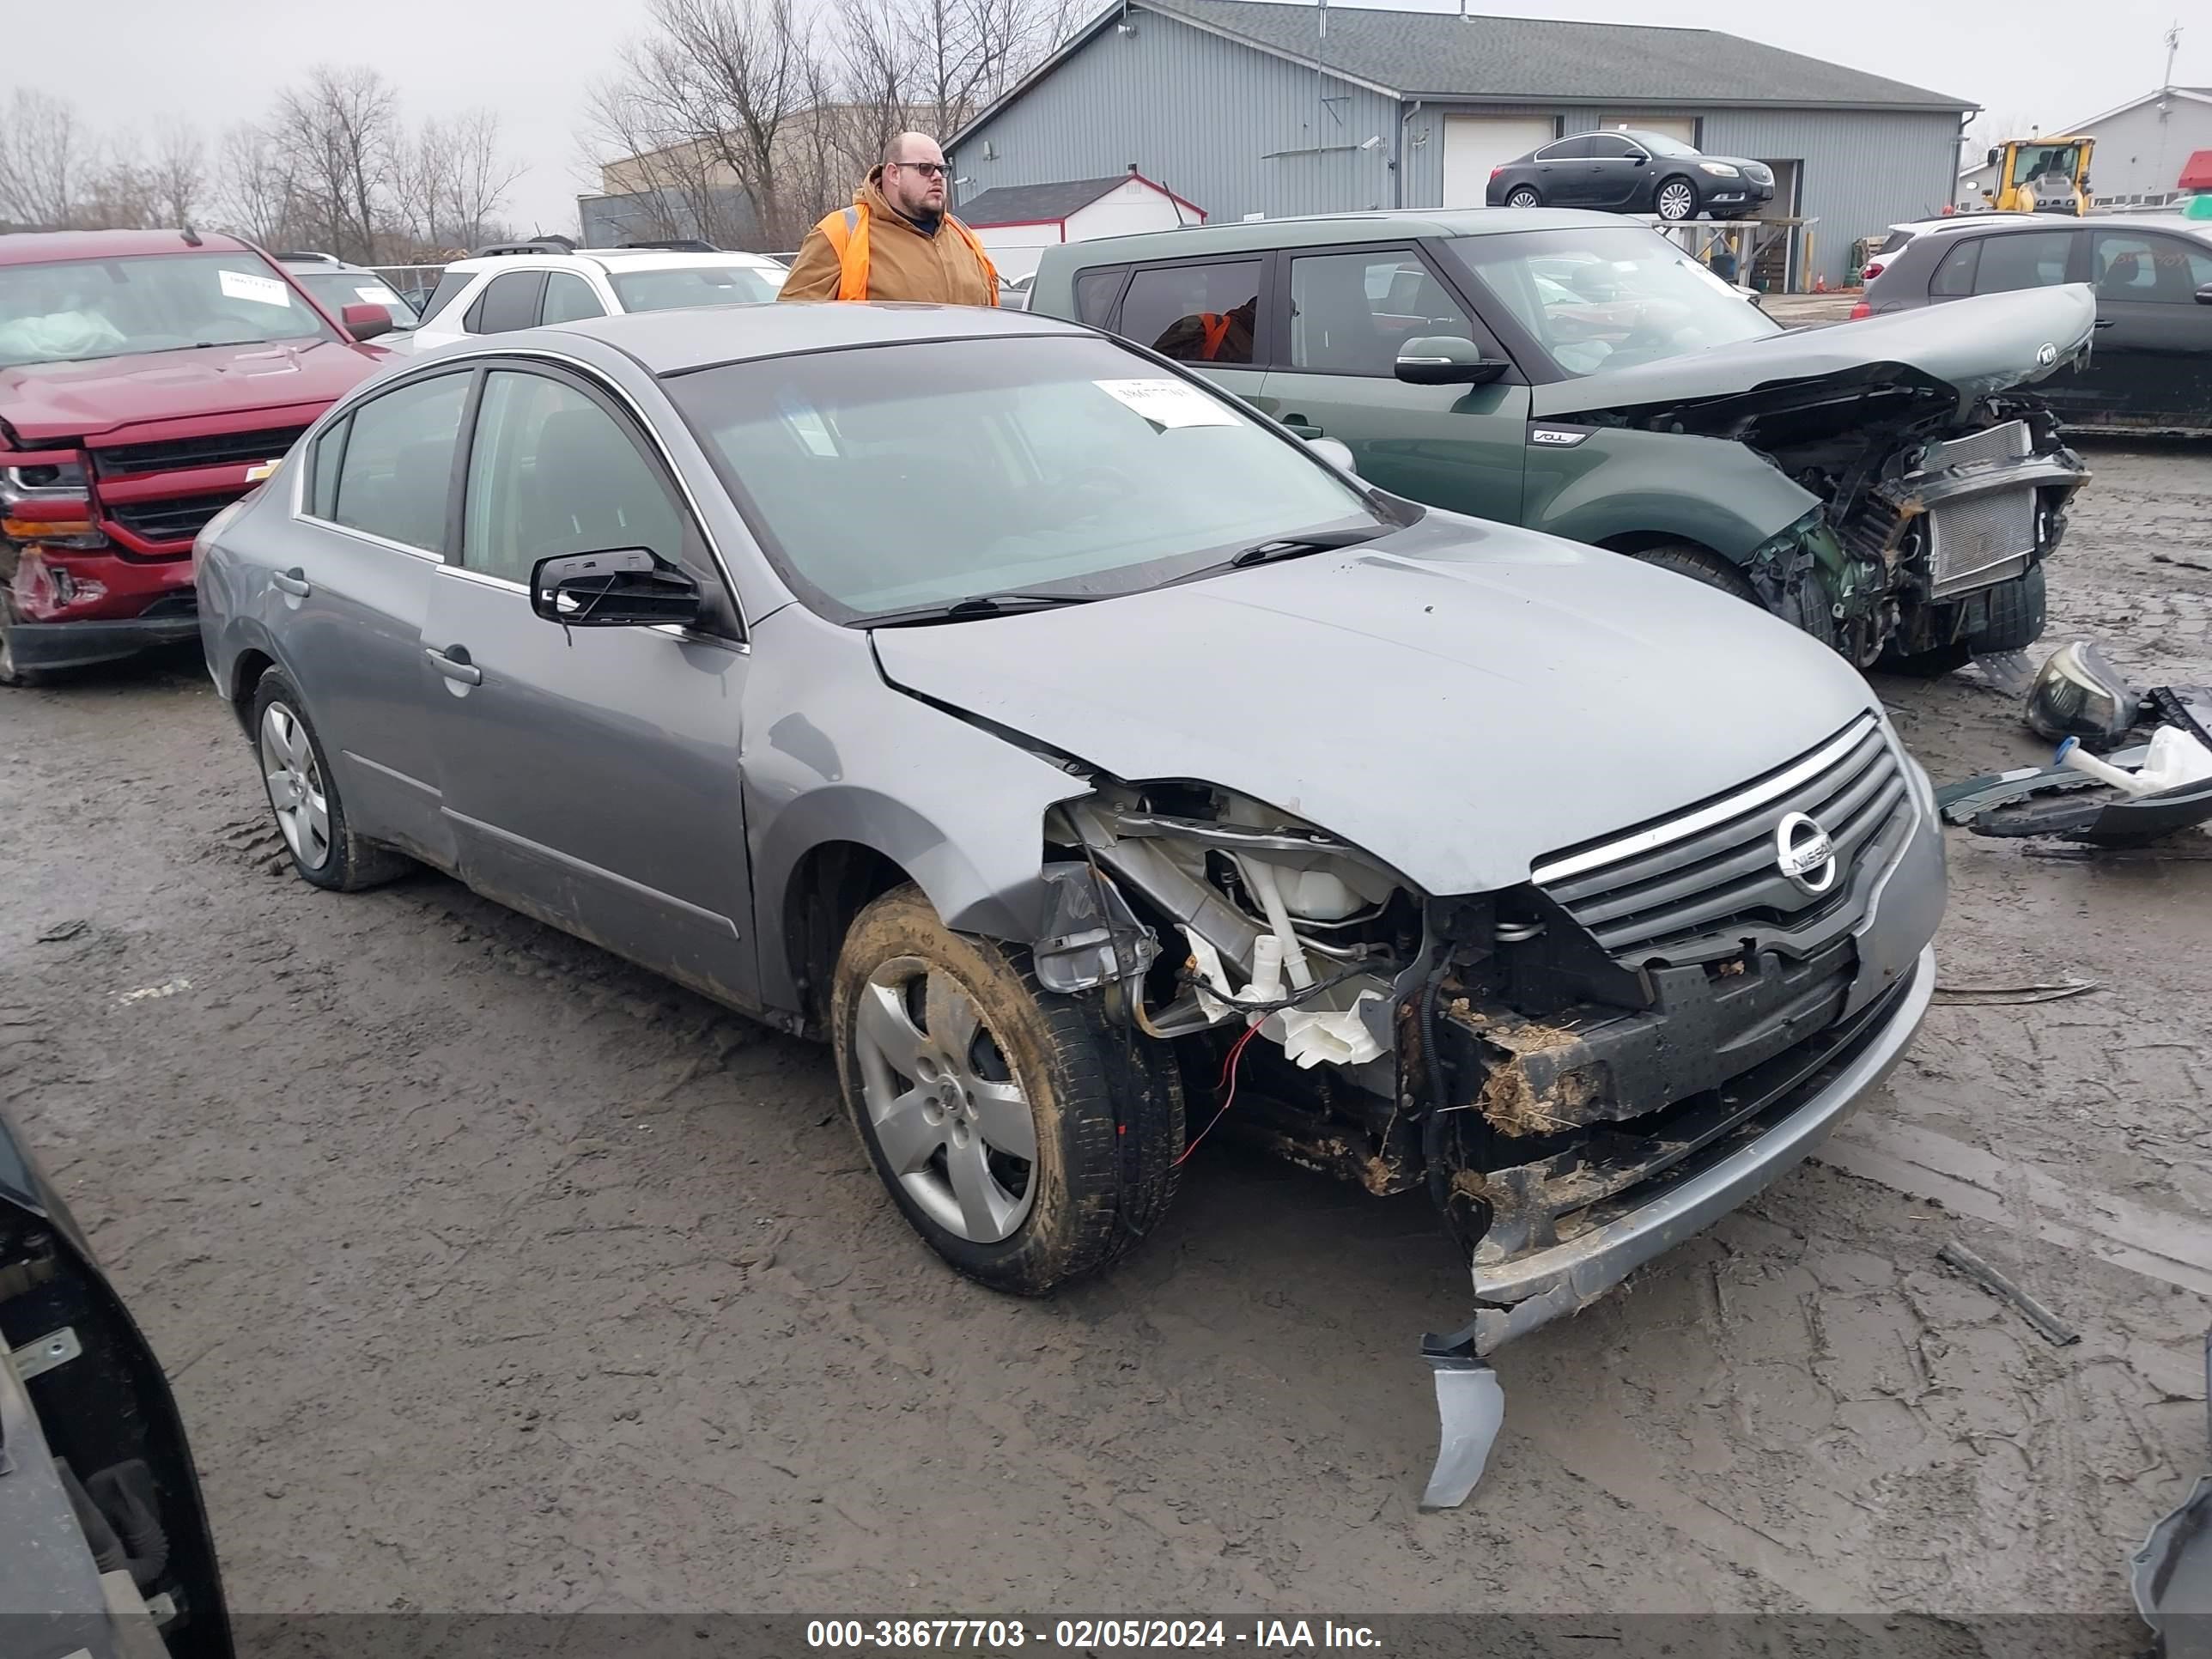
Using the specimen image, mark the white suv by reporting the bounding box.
[404,241,787,352]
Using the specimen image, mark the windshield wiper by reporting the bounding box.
[1167,526,1387,586]
[866,592,1108,628]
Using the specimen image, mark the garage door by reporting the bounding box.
[1598,114,1698,145]
[1442,116,1558,207]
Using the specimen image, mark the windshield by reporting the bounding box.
[609,264,781,313]
[1620,130,1698,158]
[1440,227,1777,378]
[669,334,1381,623]
[0,251,337,368]
[290,269,419,328]
[2013,145,2081,185]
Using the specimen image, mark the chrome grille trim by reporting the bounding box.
[1531,714,1879,886]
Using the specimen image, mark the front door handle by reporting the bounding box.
[271,568,310,598]
[426,645,482,686]
[2094,318,2116,329]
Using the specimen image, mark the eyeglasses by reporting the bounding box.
[893,161,950,179]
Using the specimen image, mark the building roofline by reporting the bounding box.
[2052,83,2212,134]
[954,0,1977,146]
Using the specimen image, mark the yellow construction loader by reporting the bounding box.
[1978,137,2094,215]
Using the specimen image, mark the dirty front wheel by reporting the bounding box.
[0,593,42,689]
[832,884,1183,1295]
[1629,542,1838,649]
[250,671,413,892]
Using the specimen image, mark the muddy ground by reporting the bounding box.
[2,445,2207,1621]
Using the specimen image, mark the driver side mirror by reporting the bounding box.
[2197,283,2212,307]
[339,301,393,343]
[1304,435,1358,476]
[1395,337,1510,386]
[531,549,702,628]
[1986,147,2001,167]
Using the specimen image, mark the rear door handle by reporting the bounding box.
[1284,416,1323,438]
[425,645,482,686]
[271,568,310,597]
[2094,318,2116,328]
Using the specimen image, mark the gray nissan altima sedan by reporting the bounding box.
[196,302,1944,1504]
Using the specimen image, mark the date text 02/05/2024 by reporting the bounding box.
[805,1620,1384,1650]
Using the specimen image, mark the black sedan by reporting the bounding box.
[1486,130,1775,222]
[1856,211,2212,434]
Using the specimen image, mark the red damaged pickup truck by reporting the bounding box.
[2,228,396,686]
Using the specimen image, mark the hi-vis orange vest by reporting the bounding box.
[817,202,1000,302]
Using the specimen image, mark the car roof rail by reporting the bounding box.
[617,238,721,252]
[279,249,342,263]
[468,238,577,258]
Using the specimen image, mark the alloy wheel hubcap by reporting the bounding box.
[853,958,1038,1243]
[259,702,332,870]
[1659,184,1693,218]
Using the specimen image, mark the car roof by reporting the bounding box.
[518,301,1088,374]
[1929,211,2209,238]
[445,248,786,276]
[0,228,255,267]
[1048,206,1632,263]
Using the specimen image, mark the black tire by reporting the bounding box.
[248,669,413,891]
[1504,186,1541,210]
[0,592,42,689]
[1881,639,1972,678]
[1654,175,1699,222]
[1629,541,1838,649]
[1966,562,2045,653]
[832,884,1183,1295]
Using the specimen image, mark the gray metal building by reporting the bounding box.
[948,0,1975,289]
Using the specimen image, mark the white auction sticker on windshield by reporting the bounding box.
[1093,378,1237,428]
[356,286,401,306]
[219,270,292,307]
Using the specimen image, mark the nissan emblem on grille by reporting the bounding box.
[1775,812,1838,895]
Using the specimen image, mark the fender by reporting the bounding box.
[741,604,1092,1014]
[1524,426,1818,559]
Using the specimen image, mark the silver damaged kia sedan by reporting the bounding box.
[196,303,1945,1505]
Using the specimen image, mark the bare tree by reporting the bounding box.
[149,118,208,226]
[214,123,299,246]
[440,111,526,250]
[78,137,160,230]
[274,66,399,260]
[0,89,87,228]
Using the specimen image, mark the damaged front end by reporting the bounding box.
[1607,370,2088,667]
[1042,711,1943,1508]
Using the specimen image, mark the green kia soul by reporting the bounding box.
[1030,208,2096,672]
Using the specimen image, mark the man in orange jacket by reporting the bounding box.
[779,133,999,306]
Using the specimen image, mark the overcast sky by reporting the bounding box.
[30,0,2202,235]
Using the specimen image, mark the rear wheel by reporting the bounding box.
[1655,177,1698,222]
[1504,186,1541,210]
[832,884,1183,1294]
[1629,541,1838,648]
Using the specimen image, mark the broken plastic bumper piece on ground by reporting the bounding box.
[1962,727,2212,843]
[2130,1327,2211,1659]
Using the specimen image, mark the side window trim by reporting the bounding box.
[455,359,746,641]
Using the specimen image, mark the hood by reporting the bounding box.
[1530,283,2098,422]
[0,337,377,445]
[872,515,1875,896]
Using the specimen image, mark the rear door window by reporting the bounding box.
[465,270,547,334]
[1115,260,1262,365]
[328,373,471,553]
[1970,231,2077,295]
[1536,137,1595,161]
